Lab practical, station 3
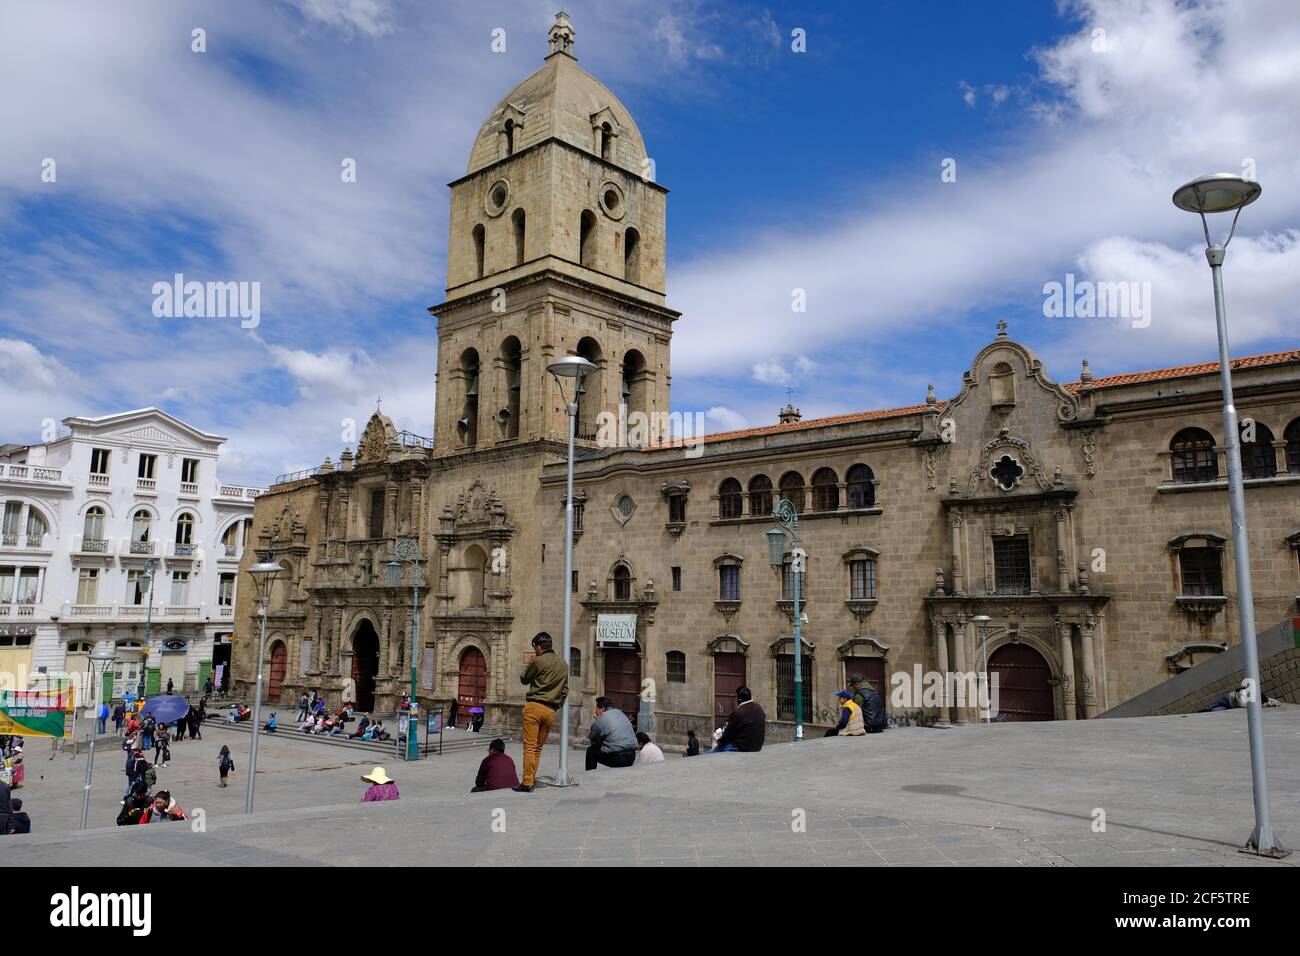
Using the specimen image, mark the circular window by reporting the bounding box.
[599,182,625,220]
[484,179,510,217]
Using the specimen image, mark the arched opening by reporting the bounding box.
[175,512,195,547]
[457,646,488,724]
[1286,418,1300,474]
[603,644,640,727]
[600,121,613,160]
[511,207,526,266]
[83,506,106,548]
[811,468,839,511]
[718,478,743,519]
[464,544,488,609]
[1170,427,1216,483]
[988,642,1053,721]
[130,509,152,553]
[500,336,522,439]
[613,564,632,602]
[1241,422,1276,479]
[748,475,773,516]
[351,621,380,712]
[472,223,486,279]
[458,348,480,447]
[267,640,287,703]
[579,209,597,269]
[503,117,515,156]
[221,518,250,558]
[621,348,647,429]
[779,471,805,513]
[846,464,875,509]
[575,337,602,439]
[623,227,641,284]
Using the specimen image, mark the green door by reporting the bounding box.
[145,668,162,696]
[101,670,114,705]
[197,660,213,692]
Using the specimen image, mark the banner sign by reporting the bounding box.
[0,687,75,738]
[596,613,637,647]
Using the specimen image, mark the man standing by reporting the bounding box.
[709,685,766,753]
[849,675,886,733]
[514,632,567,793]
[585,697,638,771]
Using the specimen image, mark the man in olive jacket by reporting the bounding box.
[514,632,568,792]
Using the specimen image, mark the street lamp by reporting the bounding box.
[767,499,804,740]
[971,615,992,723]
[78,645,116,830]
[387,537,421,762]
[547,353,596,787]
[139,558,157,699]
[1172,172,1287,858]
[243,550,282,813]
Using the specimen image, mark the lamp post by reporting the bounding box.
[971,615,992,723]
[767,498,804,740]
[139,558,157,699]
[547,354,597,787]
[243,551,282,814]
[1172,173,1287,858]
[387,537,421,762]
[78,645,116,830]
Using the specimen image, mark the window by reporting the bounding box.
[512,208,526,267]
[16,568,38,603]
[993,535,1031,595]
[501,337,522,439]
[175,512,195,545]
[83,507,106,547]
[169,571,190,606]
[368,488,385,538]
[1286,419,1300,474]
[77,568,100,605]
[572,499,584,533]
[850,558,877,600]
[1241,422,1276,479]
[504,117,516,156]
[25,507,47,546]
[624,227,641,284]
[138,454,156,480]
[127,570,148,606]
[221,520,248,557]
[571,570,578,594]
[131,510,152,550]
[782,560,805,601]
[472,224,485,278]
[2,502,20,545]
[811,468,839,511]
[570,648,582,678]
[666,651,686,683]
[719,564,741,602]
[778,472,804,513]
[777,654,814,722]
[459,349,480,447]
[671,566,682,591]
[846,464,875,509]
[90,448,111,475]
[718,478,743,519]
[668,494,687,524]
[180,458,198,484]
[1171,428,1217,483]
[748,475,772,516]
[613,565,632,602]
[218,573,235,607]
[0,567,11,603]
[600,121,613,161]
[580,210,597,268]
[617,495,635,520]
[1180,548,1224,596]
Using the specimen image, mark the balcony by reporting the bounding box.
[64,603,206,621]
[80,537,110,553]
[179,481,200,498]
[128,540,156,556]
[216,484,263,501]
[217,545,244,563]
[88,473,110,490]
[0,463,67,485]
[218,606,234,617]
[171,542,199,560]
[0,604,36,617]
[136,477,158,495]
[69,605,113,619]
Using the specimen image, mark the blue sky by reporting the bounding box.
[1,0,1298,483]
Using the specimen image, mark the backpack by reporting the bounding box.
[219,754,232,774]
[143,766,157,788]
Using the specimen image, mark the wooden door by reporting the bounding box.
[352,623,379,712]
[713,653,746,730]
[988,643,1053,721]
[602,648,641,727]
[847,658,887,714]
[457,647,488,727]
[267,642,287,703]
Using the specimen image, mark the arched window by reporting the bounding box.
[718,478,743,519]
[458,348,480,447]
[131,510,152,549]
[464,545,488,609]
[779,471,804,513]
[1287,419,1300,474]
[579,210,597,269]
[666,650,686,683]
[221,519,249,557]
[24,506,47,546]
[811,468,839,511]
[570,647,582,677]
[847,464,875,509]
[472,223,485,279]
[575,337,602,439]
[512,208,526,266]
[504,117,515,156]
[622,349,646,428]
[175,512,195,545]
[624,227,641,284]
[748,475,773,516]
[613,564,632,602]
[600,121,613,160]
[1171,428,1217,483]
[500,336,521,439]
[83,506,105,547]
[1241,422,1276,479]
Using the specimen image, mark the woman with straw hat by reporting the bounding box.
[360,767,399,802]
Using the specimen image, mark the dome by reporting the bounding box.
[466,14,647,176]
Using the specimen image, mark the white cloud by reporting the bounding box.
[705,406,748,431]
[750,354,816,386]
[291,0,395,38]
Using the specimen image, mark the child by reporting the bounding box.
[218,746,234,787]
[6,797,31,834]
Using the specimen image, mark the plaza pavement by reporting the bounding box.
[5,707,1299,867]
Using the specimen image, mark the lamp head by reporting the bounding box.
[547,355,597,380]
[765,527,787,567]
[245,549,283,601]
[1172,173,1261,214]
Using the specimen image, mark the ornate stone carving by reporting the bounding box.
[924,449,936,491]
[968,427,1053,495]
[1079,428,1097,480]
[356,413,397,465]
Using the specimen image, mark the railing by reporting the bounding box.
[164,606,200,617]
[179,481,199,496]
[70,605,113,618]
[25,534,45,549]
[271,468,321,485]
[81,538,108,553]
[217,484,263,499]
[136,478,157,493]
[88,473,110,488]
[173,543,197,557]
[397,430,435,449]
[0,464,64,483]
[1,533,17,547]
[66,604,204,620]
[0,605,36,617]
[219,606,234,617]
[218,545,243,561]
[129,540,155,555]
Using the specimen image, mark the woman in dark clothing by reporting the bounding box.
[189,706,203,740]
[118,782,152,826]
[0,780,13,835]
[7,797,30,834]
[153,724,170,764]
[685,729,700,757]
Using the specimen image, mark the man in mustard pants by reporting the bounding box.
[514,632,568,792]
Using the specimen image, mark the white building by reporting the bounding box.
[0,408,262,704]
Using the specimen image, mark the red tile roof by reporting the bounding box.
[1064,348,1300,392]
[648,401,945,449]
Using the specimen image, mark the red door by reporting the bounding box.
[267,641,287,703]
[457,647,488,728]
[988,643,1054,721]
[713,653,746,729]
[602,649,641,727]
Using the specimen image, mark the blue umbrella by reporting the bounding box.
[140,695,189,725]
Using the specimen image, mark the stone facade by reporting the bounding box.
[232,16,1300,743]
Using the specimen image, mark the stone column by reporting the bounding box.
[1054,508,1071,593]
[950,513,965,595]
[952,616,970,724]
[1272,440,1288,477]
[933,619,951,725]
[385,482,399,540]
[1057,619,1076,720]
[1079,619,1099,718]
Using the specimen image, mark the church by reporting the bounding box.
[232,14,1300,740]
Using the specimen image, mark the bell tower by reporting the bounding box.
[430,13,678,454]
